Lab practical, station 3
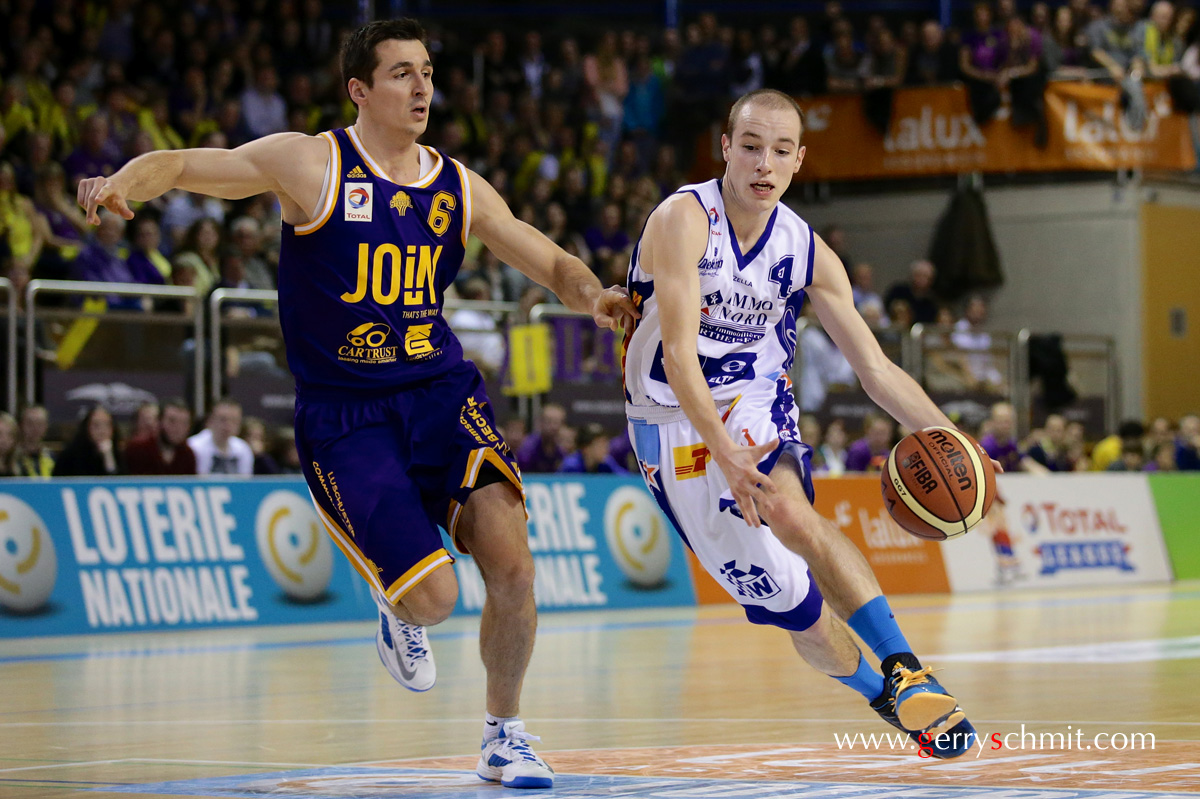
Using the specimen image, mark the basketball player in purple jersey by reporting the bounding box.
[79,19,634,789]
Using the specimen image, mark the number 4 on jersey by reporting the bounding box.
[768,256,795,299]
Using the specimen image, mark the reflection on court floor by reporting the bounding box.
[101,765,1200,799]
[3,585,1199,799]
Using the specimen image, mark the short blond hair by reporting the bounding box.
[726,89,806,142]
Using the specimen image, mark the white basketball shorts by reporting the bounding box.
[627,374,824,631]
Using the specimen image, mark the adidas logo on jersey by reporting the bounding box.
[346,165,367,178]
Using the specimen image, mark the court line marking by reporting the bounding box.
[2,718,1199,728]
[0,758,334,775]
[4,588,1199,666]
[0,760,132,774]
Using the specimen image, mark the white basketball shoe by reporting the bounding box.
[477,720,555,789]
[372,590,436,692]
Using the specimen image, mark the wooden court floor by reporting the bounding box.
[2,581,1200,799]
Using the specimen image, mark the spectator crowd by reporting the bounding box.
[0,397,301,477]
[0,0,1196,482]
[1,0,1199,329]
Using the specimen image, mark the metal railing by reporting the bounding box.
[12,279,1119,439]
[25,280,204,415]
[206,291,523,420]
[208,288,280,406]
[0,277,16,414]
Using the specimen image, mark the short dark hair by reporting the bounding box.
[1117,420,1145,439]
[578,423,609,449]
[341,18,427,93]
[726,88,806,142]
[161,398,190,417]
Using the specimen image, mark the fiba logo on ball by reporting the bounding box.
[255,491,333,602]
[603,486,670,588]
[0,494,57,613]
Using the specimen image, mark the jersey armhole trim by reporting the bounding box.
[804,224,816,287]
[677,189,707,217]
[451,157,472,247]
[294,132,338,235]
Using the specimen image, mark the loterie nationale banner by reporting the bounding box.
[0,475,695,638]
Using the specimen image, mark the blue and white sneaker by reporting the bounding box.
[372,590,436,692]
[477,720,555,789]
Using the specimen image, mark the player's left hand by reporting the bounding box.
[974,442,1004,474]
[591,286,639,332]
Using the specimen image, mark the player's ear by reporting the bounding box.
[348,78,368,106]
[721,134,730,163]
[794,145,806,173]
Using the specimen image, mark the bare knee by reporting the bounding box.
[481,545,535,601]
[394,565,458,626]
[762,496,823,551]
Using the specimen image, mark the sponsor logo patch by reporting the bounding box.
[672,443,710,480]
[345,182,373,222]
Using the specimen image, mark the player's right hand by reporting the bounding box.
[77,176,134,225]
[715,439,779,528]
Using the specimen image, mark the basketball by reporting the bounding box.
[881,426,996,541]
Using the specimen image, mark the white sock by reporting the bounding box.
[484,712,519,741]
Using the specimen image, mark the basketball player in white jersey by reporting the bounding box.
[624,89,1001,757]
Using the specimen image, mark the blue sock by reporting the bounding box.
[847,596,912,662]
[834,653,885,701]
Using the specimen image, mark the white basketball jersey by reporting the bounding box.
[623,179,815,415]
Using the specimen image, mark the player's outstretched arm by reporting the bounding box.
[806,235,1004,472]
[645,195,777,526]
[466,169,636,331]
[77,133,324,225]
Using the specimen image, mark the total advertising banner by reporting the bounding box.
[693,81,1195,182]
[940,474,1173,591]
[0,475,695,638]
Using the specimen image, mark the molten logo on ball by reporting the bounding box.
[0,495,57,613]
[882,426,996,541]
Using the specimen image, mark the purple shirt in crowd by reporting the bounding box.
[962,28,1005,72]
[845,437,889,472]
[981,434,1022,473]
[516,432,564,474]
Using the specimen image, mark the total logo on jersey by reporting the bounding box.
[338,322,397,365]
[345,182,373,222]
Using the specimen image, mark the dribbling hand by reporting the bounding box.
[714,439,779,528]
[77,176,134,225]
[591,286,640,332]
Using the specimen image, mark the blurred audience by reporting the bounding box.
[518,403,567,473]
[559,423,627,474]
[53,404,122,476]
[189,398,254,475]
[125,398,197,475]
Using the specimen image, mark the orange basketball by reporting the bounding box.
[881,426,996,540]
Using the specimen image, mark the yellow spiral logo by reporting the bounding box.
[603,486,671,588]
[0,496,58,612]
[255,491,333,602]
